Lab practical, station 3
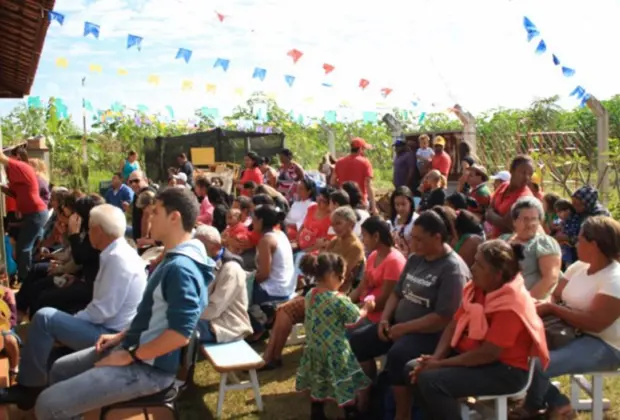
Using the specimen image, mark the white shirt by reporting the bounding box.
[285,199,315,230]
[562,260,620,350]
[391,213,418,240]
[260,230,295,298]
[416,147,434,162]
[74,238,147,331]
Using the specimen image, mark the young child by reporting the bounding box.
[221,208,251,255]
[542,192,561,235]
[295,253,373,420]
[415,134,434,175]
[553,198,577,269]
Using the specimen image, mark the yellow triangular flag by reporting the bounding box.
[234,88,244,96]
[117,68,128,76]
[206,84,217,94]
[147,74,160,86]
[303,96,315,104]
[266,91,277,100]
[181,80,193,91]
[340,100,351,107]
[88,64,102,73]
[55,57,69,68]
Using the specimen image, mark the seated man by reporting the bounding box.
[194,225,252,343]
[0,204,147,408]
[31,188,214,419]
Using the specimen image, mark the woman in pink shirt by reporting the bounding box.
[194,175,214,225]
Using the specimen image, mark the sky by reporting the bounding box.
[1,0,620,123]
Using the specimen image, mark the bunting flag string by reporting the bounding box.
[127,34,143,51]
[213,58,230,72]
[323,63,335,75]
[176,48,192,63]
[521,16,585,104]
[83,22,100,39]
[252,68,267,81]
[48,11,65,25]
[206,84,217,94]
[359,79,370,90]
[284,75,295,87]
[215,11,226,22]
[287,49,303,64]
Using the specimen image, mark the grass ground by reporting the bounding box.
[180,343,620,420]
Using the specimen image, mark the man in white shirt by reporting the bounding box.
[0,204,147,408]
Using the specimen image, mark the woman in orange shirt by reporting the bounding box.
[236,152,263,196]
[410,239,549,419]
[485,155,534,238]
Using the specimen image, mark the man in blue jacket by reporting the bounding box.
[32,188,215,419]
[104,173,134,211]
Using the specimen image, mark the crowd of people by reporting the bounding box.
[0,134,617,420]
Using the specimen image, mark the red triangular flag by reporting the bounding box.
[215,11,225,22]
[381,88,393,98]
[323,63,335,75]
[287,49,303,64]
[359,79,370,90]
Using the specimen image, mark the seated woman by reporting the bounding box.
[229,194,275,270]
[29,194,104,317]
[452,209,484,267]
[254,184,290,213]
[248,204,295,339]
[284,177,316,239]
[517,216,620,419]
[293,187,332,253]
[347,216,406,405]
[500,196,562,300]
[342,181,370,234]
[417,170,447,212]
[411,239,549,419]
[39,188,70,253]
[261,206,365,369]
[389,187,417,255]
[349,210,470,419]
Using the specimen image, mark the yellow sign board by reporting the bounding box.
[191,147,215,165]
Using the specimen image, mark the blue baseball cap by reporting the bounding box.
[392,139,406,147]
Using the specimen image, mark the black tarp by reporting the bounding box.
[143,127,285,183]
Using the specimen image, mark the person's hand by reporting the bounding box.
[387,323,408,341]
[409,355,443,383]
[121,202,130,212]
[95,333,124,353]
[370,205,379,216]
[67,214,82,235]
[377,321,391,342]
[536,301,555,317]
[62,274,75,288]
[362,298,376,313]
[95,349,132,368]
[136,238,152,248]
[47,260,60,273]
[40,247,50,258]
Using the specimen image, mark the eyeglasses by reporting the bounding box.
[128,179,140,184]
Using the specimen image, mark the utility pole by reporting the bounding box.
[81,77,88,164]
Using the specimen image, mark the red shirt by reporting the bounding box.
[5,195,17,213]
[6,159,47,214]
[489,182,533,238]
[361,249,406,323]
[431,151,452,177]
[454,287,532,370]
[297,205,331,250]
[239,167,263,196]
[334,155,373,204]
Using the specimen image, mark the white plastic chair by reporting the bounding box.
[569,371,620,420]
[461,359,537,420]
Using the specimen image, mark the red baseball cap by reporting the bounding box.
[351,137,373,150]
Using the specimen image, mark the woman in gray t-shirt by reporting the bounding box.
[349,209,470,419]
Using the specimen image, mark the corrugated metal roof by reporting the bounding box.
[0,0,56,98]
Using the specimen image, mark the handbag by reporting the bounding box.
[542,314,580,350]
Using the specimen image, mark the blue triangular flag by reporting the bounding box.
[526,28,540,42]
[561,66,576,77]
[552,55,560,66]
[523,16,540,42]
[580,93,591,108]
[27,96,42,108]
[569,86,586,99]
[165,105,175,119]
[284,75,295,87]
[127,34,143,51]
[363,112,378,124]
[175,48,192,63]
[48,11,65,25]
[535,40,547,55]
[84,22,100,39]
[252,68,267,81]
[411,101,418,108]
[523,16,537,30]
[213,58,230,72]
[82,99,94,112]
[110,102,124,113]
[137,104,149,113]
[323,111,337,123]
[322,82,333,88]
[418,112,426,124]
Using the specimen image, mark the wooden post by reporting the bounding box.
[586,96,610,203]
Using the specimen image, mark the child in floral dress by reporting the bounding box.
[295,252,374,420]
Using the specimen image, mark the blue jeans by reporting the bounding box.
[525,334,620,410]
[17,307,115,387]
[16,210,48,282]
[196,319,217,343]
[35,346,175,420]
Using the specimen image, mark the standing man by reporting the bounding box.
[0,149,48,284]
[126,170,156,242]
[104,173,134,211]
[33,188,215,419]
[430,135,452,178]
[177,153,194,187]
[392,139,417,189]
[332,137,377,214]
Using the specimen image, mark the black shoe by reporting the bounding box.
[258,359,283,372]
[0,384,44,410]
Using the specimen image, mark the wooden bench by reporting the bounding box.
[202,341,264,418]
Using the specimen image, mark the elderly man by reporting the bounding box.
[194,225,252,343]
[0,204,147,408]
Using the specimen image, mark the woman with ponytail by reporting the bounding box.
[410,239,548,420]
[295,252,374,420]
